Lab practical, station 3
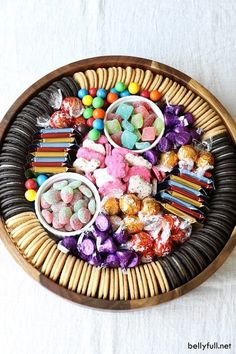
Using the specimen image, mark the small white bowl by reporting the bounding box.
[104,95,165,153]
[35,172,101,237]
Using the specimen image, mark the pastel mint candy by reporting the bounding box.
[44,189,61,205]
[59,207,72,225]
[121,120,135,132]
[105,119,122,134]
[68,180,82,189]
[79,184,93,198]
[71,190,83,205]
[121,130,138,149]
[133,129,142,141]
[52,212,64,229]
[135,142,151,150]
[61,186,74,203]
[70,213,83,231]
[74,199,88,212]
[53,180,68,191]
[51,201,67,213]
[41,209,53,224]
[131,113,143,129]
[77,207,92,224]
[153,118,164,135]
[115,103,134,120]
[88,198,96,215]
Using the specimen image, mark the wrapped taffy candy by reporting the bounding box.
[196,151,214,175]
[177,145,198,170]
[158,151,178,172]
[119,194,141,215]
[140,197,161,216]
[102,197,121,215]
[61,97,83,118]
[128,231,154,263]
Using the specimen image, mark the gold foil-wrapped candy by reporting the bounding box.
[119,194,141,215]
[103,197,120,215]
[177,145,198,162]
[141,197,161,216]
[159,151,178,170]
[196,151,214,168]
[123,215,144,234]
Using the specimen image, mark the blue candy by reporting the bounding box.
[93,119,104,131]
[119,89,131,98]
[78,88,89,99]
[110,87,119,94]
[96,88,107,99]
[36,174,48,186]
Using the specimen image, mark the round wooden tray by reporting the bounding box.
[0,56,236,310]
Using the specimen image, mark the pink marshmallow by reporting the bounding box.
[76,147,105,167]
[123,166,151,183]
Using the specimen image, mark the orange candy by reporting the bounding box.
[93,108,105,119]
[150,90,161,102]
[107,92,119,104]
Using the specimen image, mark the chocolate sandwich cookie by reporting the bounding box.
[206,210,236,224]
[37,90,52,103]
[204,219,233,235]
[187,238,217,262]
[211,133,231,146]
[0,172,25,181]
[180,243,208,271]
[14,117,38,133]
[61,77,79,96]
[7,126,32,142]
[214,151,236,162]
[202,224,230,241]
[1,197,32,210]
[0,154,26,165]
[173,251,197,279]
[3,135,29,149]
[213,162,236,171]
[0,162,24,170]
[211,144,236,155]
[213,186,236,194]
[168,254,190,283]
[51,81,71,97]
[158,257,181,289]
[21,105,43,118]
[29,97,53,115]
[191,232,223,254]
[2,205,34,220]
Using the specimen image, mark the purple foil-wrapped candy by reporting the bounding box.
[165,131,176,143]
[59,236,78,255]
[184,112,194,125]
[173,124,187,134]
[98,237,117,254]
[164,112,179,128]
[158,137,173,152]
[127,252,140,268]
[165,104,184,116]
[112,226,129,245]
[190,128,202,140]
[95,213,111,232]
[143,149,158,165]
[88,252,102,267]
[103,254,120,267]
[80,238,96,257]
[92,226,109,242]
[116,250,134,268]
[175,131,191,146]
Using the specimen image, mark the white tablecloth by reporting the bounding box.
[0,1,236,353]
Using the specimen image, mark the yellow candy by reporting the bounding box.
[82,95,93,106]
[128,82,140,95]
[103,198,120,215]
[25,189,37,202]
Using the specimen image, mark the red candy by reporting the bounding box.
[25,179,38,190]
[154,239,173,257]
[172,230,187,244]
[50,111,72,128]
[87,117,95,127]
[61,97,83,118]
[129,232,154,258]
[89,88,97,97]
[140,90,150,99]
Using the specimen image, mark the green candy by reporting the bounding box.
[115,81,126,92]
[131,113,143,129]
[53,180,68,191]
[153,118,164,135]
[105,119,122,134]
[135,142,151,150]
[133,129,142,141]
[74,199,87,213]
[68,180,82,189]
[92,97,104,108]
[88,129,101,141]
[83,107,94,119]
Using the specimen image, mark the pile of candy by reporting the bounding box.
[105,100,164,150]
[40,179,96,231]
[25,174,48,202]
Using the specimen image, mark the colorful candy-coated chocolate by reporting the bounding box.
[25,179,38,190]
[93,119,104,131]
[82,95,93,106]
[107,92,119,103]
[87,117,95,127]
[96,88,107,98]
[88,128,101,141]
[128,82,140,94]
[25,189,37,202]
[140,90,150,98]
[92,97,104,108]
[89,88,97,97]
[150,90,161,102]
[93,108,105,119]
[115,81,126,92]
[119,89,131,97]
[78,88,89,99]
[83,107,94,119]
[110,88,119,94]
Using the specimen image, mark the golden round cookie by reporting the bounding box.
[111,67,118,88]
[143,264,155,297]
[147,263,158,295]
[73,72,88,89]
[171,86,187,105]
[68,259,84,291]
[102,68,108,88]
[17,226,45,249]
[165,82,181,102]
[98,267,106,299]
[24,234,49,259]
[113,268,119,301]
[139,265,149,298]
[149,74,163,91]
[186,96,204,112]
[116,67,123,83]
[85,70,94,88]
[124,66,133,86]
[134,266,144,299]
[87,266,101,297]
[178,90,194,106]
[77,261,89,293]
[193,110,215,127]
[10,220,40,242]
[118,268,124,300]
[41,245,59,276]
[201,117,222,131]
[103,268,110,299]
[96,68,104,88]
[134,68,145,86]
[191,102,208,117]
[130,268,139,299]
[123,271,129,300]
[106,67,114,89]
[49,251,68,281]
[59,255,76,287]
[6,212,35,230]
[109,268,114,300]
[92,69,98,88]
[32,239,55,267]
[141,70,153,90]
[150,262,165,293]
[81,264,92,295]
[155,261,169,292]
[203,126,226,140]
[160,78,174,96]
[126,269,134,300]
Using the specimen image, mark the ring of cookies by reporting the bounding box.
[1,60,236,306]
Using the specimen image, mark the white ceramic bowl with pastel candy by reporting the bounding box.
[35,172,101,237]
[104,95,165,153]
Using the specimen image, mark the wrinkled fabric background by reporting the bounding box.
[0,1,235,353]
